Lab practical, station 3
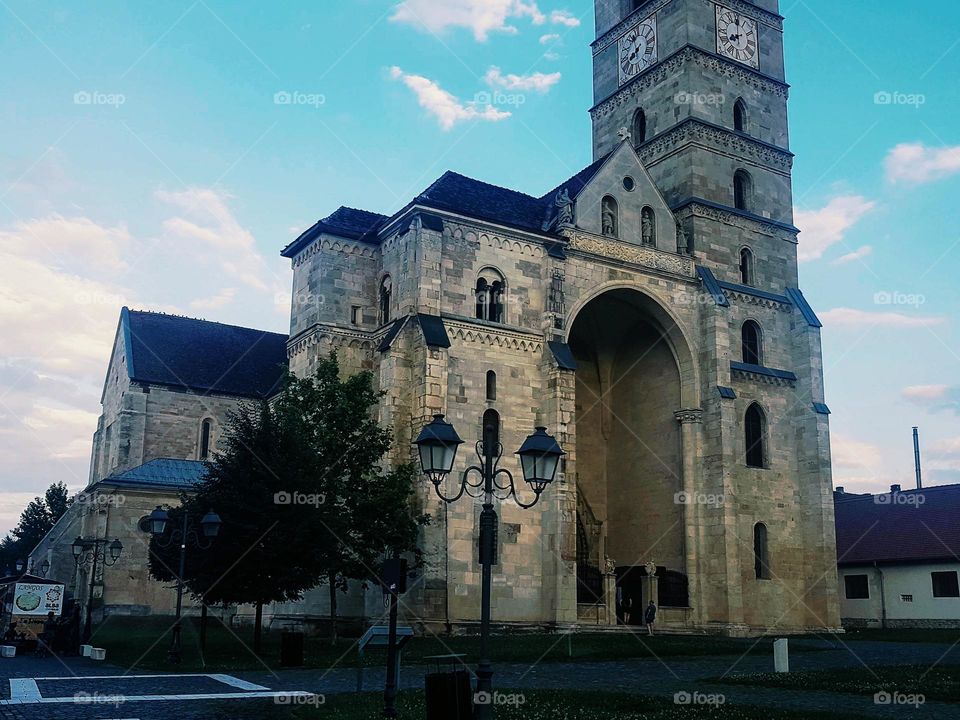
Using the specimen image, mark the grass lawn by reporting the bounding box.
[90,615,818,673]
[288,689,875,719]
[716,664,960,704]
[825,627,960,645]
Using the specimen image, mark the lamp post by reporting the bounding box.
[71,536,123,643]
[143,506,221,663]
[414,414,564,720]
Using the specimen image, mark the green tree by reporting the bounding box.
[1,481,72,572]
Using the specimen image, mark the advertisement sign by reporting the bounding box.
[12,583,64,616]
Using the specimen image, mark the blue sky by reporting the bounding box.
[1,0,958,531]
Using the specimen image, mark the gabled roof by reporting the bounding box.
[835,484,960,565]
[540,154,609,204]
[103,458,208,490]
[122,308,288,399]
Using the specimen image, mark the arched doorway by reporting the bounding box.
[567,288,692,621]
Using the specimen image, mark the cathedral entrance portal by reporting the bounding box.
[568,288,693,622]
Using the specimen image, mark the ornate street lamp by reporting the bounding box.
[143,506,220,663]
[414,414,564,720]
[71,536,123,643]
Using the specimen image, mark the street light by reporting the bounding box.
[71,536,123,643]
[143,506,220,663]
[414,414,564,720]
[14,559,24,574]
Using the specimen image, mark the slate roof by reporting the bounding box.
[835,484,960,565]
[123,308,288,399]
[281,207,389,257]
[103,458,208,490]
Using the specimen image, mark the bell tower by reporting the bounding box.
[591,0,797,291]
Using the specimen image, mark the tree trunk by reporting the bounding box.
[328,573,338,646]
[253,600,263,653]
[200,602,208,652]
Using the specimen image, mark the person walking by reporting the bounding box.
[644,600,657,636]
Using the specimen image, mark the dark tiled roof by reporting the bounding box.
[835,484,960,565]
[281,206,389,257]
[104,458,208,490]
[414,171,548,234]
[125,308,288,398]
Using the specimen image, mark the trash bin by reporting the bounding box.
[280,631,304,667]
[425,670,472,720]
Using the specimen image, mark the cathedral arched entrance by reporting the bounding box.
[567,287,697,623]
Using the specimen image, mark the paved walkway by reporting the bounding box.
[0,638,956,718]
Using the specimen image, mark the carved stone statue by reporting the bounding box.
[644,560,657,577]
[601,197,618,238]
[617,126,632,143]
[675,220,690,254]
[605,557,617,575]
[555,188,574,228]
[641,207,656,246]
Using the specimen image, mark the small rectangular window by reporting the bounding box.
[844,574,870,600]
[932,571,960,598]
[900,594,913,603]
[351,306,362,326]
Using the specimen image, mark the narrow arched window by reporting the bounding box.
[475,270,506,324]
[199,419,212,461]
[734,170,752,211]
[379,276,392,325]
[739,247,754,285]
[754,522,770,579]
[482,409,500,457]
[734,99,748,133]
[745,403,766,469]
[486,370,497,401]
[633,109,647,146]
[601,196,619,238]
[641,206,656,246]
[742,321,762,366]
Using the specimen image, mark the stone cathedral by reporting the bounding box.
[39,0,841,635]
[280,0,841,634]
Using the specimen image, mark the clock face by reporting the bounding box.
[716,5,759,69]
[618,15,658,86]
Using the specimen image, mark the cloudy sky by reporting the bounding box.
[1,0,958,532]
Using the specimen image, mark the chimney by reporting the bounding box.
[891,484,902,493]
[913,427,923,490]
[835,487,845,495]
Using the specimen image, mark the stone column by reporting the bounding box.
[675,408,703,625]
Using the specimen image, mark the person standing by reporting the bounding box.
[644,601,657,636]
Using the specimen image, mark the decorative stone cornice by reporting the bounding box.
[287,324,376,358]
[445,223,547,259]
[699,0,783,30]
[591,46,789,120]
[674,408,704,424]
[444,319,544,353]
[723,289,792,312]
[564,230,697,278]
[638,118,793,175]
[731,366,796,387]
[291,235,378,268]
[673,202,798,243]
[592,0,675,55]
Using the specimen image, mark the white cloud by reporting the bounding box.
[902,385,949,402]
[885,142,960,184]
[484,66,562,92]
[795,195,876,262]
[550,9,580,27]
[390,0,545,42]
[820,308,946,328]
[832,435,884,470]
[831,245,873,266]
[191,287,238,311]
[390,66,511,130]
[539,33,560,44]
